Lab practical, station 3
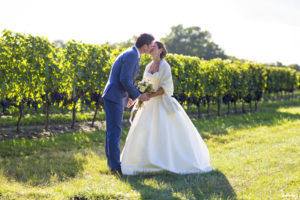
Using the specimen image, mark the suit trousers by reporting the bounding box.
[103,98,124,171]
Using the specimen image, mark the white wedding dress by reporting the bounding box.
[121,59,213,175]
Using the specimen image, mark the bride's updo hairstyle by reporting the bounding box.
[155,41,168,59]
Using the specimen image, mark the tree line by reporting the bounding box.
[0,30,299,133]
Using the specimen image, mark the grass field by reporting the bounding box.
[0,99,299,199]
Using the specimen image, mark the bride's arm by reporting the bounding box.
[148,87,164,98]
[158,61,173,97]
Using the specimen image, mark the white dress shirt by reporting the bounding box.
[134,45,140,58]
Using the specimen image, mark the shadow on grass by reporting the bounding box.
[0,153,85,186]
[123,170,236,199]
[0,131,106,186]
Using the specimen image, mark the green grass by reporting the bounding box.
[0,99,299,199]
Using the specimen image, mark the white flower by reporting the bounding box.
[139,86,146,92]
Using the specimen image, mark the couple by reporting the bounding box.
[102,33,213,176]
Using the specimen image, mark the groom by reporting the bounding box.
[102,33,155,175]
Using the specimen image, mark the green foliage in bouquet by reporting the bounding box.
[136,80,153,108]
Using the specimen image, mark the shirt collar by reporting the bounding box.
[134,45,140,58]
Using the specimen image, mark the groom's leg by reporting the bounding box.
[105,131,111,168]
[103,99,123,172]
[104,99,113,169]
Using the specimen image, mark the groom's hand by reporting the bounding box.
[127,98,136,108]
[139,93,150,102]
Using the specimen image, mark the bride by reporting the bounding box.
[121,41,214,175]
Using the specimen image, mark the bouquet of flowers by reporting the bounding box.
[136,79,153,108]
[129,79,153,124]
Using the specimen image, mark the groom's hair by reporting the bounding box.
[135,33,155,48]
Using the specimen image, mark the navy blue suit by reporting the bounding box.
[102,46,141,172]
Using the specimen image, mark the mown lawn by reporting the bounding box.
[0,99,299,199]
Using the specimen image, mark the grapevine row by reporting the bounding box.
[0,30,299,133]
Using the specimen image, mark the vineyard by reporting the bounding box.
[0,30,299,134]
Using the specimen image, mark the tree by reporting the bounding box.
[287,64,300,72]
[53,40,66,49]
[161,24,226,60]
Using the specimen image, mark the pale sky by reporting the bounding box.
[1,0,299,65]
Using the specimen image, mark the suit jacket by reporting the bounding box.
[102,46,141,107]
